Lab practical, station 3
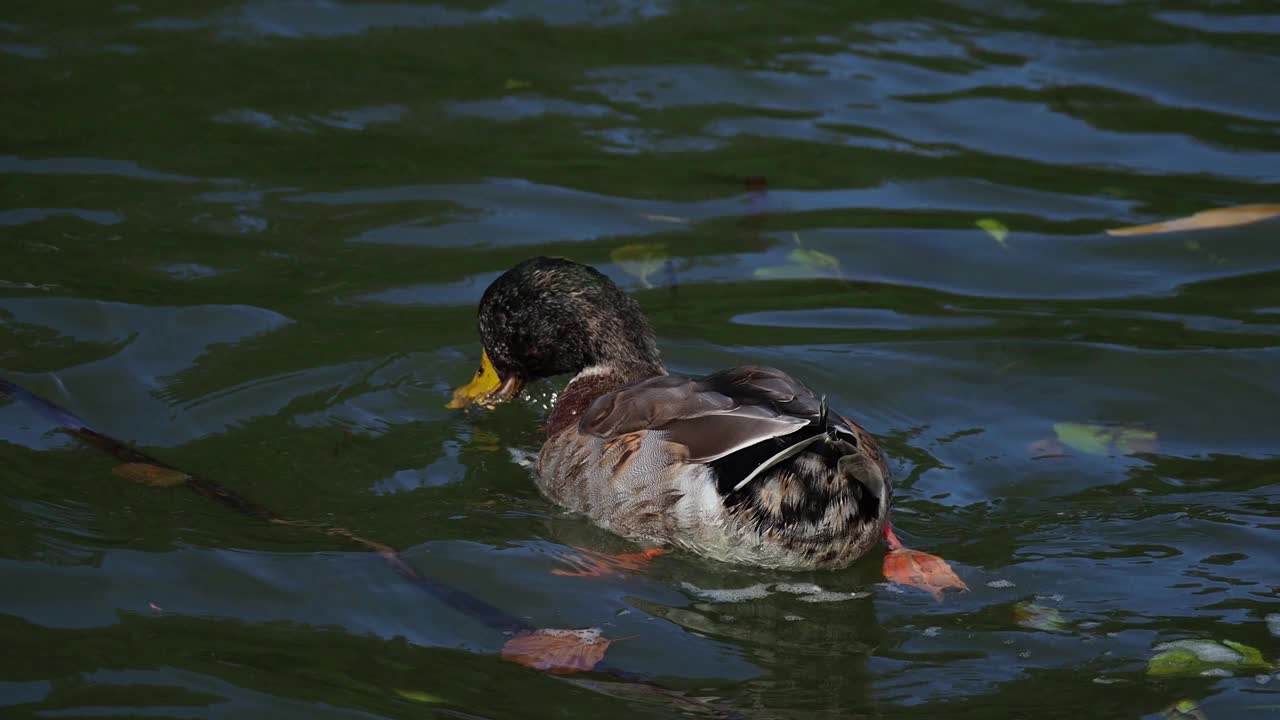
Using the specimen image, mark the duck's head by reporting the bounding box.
[448,256,663,409]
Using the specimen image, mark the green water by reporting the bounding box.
[3,1,1279,717]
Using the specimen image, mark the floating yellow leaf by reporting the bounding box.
[394,689,445,704]
[1052,423,1110,455]
[111,463,190,487]
[610,243,667,288]
[1148,639,1272,677]
[976,218,1009,247]
[1052,423,1158,455]
[504,78,533,91]
[789,248,841,274]
[1114,427,1158,453]
[1106,204,1280,236]
[1163,699,1207,720]
[754,248,842,280]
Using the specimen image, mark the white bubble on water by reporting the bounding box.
[774,582,823,595]
[507,447,538,468]
[677,582,772,603]
[1153,640,1244,665]
[798,591,870,603]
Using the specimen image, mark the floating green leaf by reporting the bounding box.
[976,218,1009,247]
[753,247,841,280]
[1164,698,1207,720]
[1052,423,1110,455]
[1052,423,1158,456]
[1013,602,1068,633]
[753,264,811,279]
[504,78,532,91]
[789,248,840,274]
[1148,639,1273,677]
[1222,640,1268,668]
[610,243,668,288]
[1114,427,1158,453]
[394,689,445,704]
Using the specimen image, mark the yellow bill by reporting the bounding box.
[448,351,503,408]
[448,351,524,409]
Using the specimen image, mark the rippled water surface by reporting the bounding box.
[3,1,1280,717]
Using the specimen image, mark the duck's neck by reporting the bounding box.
[545,362,664,438]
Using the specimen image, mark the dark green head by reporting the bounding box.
[450,257,663,408]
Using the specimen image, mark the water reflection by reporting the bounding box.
[2,0,1279,717]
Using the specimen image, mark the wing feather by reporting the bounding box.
[579,366,821,463]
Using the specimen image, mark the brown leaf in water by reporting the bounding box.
[111,463,190,487]
[1106,204,1280,236]
[883,548,969,601]
[501,628,610,674]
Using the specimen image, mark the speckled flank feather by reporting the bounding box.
[538,422,689,541]
[535,365,891,570]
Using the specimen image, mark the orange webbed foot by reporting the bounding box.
[551,546,666,577]
[882,525,968,601]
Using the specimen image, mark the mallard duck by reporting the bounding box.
[450,257,965,588]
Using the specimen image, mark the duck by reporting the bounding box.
[449,257,965,588]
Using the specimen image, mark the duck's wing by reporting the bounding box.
[537,366,887,555]
[578,366,821,463]
[536,367,820,542]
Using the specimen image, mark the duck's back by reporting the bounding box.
[535,365,891,569]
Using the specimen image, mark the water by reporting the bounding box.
[3,1,1279,717]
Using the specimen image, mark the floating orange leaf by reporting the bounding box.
[552,546,665,577]
[1106,204,1280,236]
[883,548,968,601]
[111,463,190,487]
[501,628,610,674]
